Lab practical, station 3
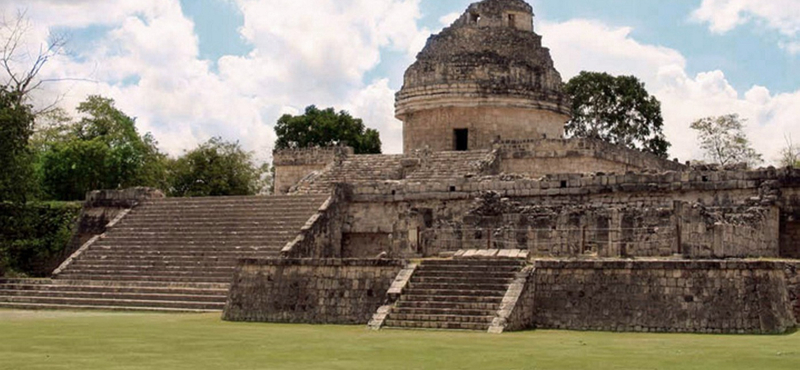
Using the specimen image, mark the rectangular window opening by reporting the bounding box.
[454,129,469,151]
[508,14,516,28]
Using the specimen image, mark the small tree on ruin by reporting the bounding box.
[690,114,762,168]
[564,71,670,158]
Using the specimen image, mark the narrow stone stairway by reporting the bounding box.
[383,258,527,331]
[0,194,329,312]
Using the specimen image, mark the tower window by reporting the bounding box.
[454,129,469,151]
[508,14,516,28]
[470,12,480,24]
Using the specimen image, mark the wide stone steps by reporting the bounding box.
[0,282,227,295]
[410,276,513,284]
[0,302,220,313]
[55,273,233,283]
[68,260,242,268]
[0,278,228,312]
[414,265,522,273]
[388,313,494,323]
[60,266,236,275]
[0,278,228,289]
[109,222,310,231]
[410,271,518,279]
[0,289,224,303]
[382,319,491,331]
[389,307,497,316]
[382,258,526,332]
[124,211,317,219]
[400,288,506,297]
[395,300,500,310]
[0,295,223,310]
[407,282,510,291]
[79,250,280,258]
[398,295,503,304]
[32,194,328,312]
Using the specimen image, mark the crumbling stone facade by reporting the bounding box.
[255,0,800,333]
[531,260,796,334]
[223,259,403,324]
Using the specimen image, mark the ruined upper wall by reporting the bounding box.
[273,146,353,194]
[496,138,687,177]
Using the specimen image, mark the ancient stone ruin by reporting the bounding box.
[2,0,799,334]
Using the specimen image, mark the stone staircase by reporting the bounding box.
[0,194,329,312]
[383,258,526,331]
[405,150,496,181]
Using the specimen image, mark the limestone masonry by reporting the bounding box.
[2,0,799,334]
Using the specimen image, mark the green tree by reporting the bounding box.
[274,105,381,154]
[168,137,265,197]
[690,114,762,168]
[564,71,670,157]
[0,87,36,203]
[39,96,168,200]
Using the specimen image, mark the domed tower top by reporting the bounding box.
[396,0,570,153]
[458,0,534,31]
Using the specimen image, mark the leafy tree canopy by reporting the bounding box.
[690,114,762,168]
[39,96,168,200]
[565,71,670,158]
[275,105,381,154]
[168,137,265,197]
[0,87,36,203]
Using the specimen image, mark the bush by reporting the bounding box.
[0,202,82,277]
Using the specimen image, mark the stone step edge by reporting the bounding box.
[0,290,227,301]
[0,278,229,289]
[0,295,225,307]
[0,302,221,313]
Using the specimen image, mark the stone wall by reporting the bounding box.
[273,147,352,194]
[787,262,800,321]
[223,259,404,324]
[679,204,780,258]
[496,138,686,177]
[531,260,796,334]
[281,187,344,259]
[401,105,568,153]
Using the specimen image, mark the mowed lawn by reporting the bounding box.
[1,310,798,370]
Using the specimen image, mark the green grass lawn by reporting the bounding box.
[0,310,798,370]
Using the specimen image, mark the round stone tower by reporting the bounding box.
[396,0,570,153]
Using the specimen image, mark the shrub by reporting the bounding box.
[0,202,82,277]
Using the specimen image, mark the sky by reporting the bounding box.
[1,0,799,165]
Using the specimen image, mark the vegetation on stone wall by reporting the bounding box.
[0,201,82,277]
[275,105,382,154]
[779,136,800,168]
[690,114,762,168]
[564,71,671,158]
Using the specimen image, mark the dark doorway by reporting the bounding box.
[454,129,469,151]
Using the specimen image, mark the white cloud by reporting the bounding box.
[343,78,403,154]
[439,12,460,27]
[692,0,800,54]
[541,18,800,165]
[5,0,798,165]
[2,0,428,158]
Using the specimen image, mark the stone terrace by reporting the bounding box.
[0,194,329,312]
